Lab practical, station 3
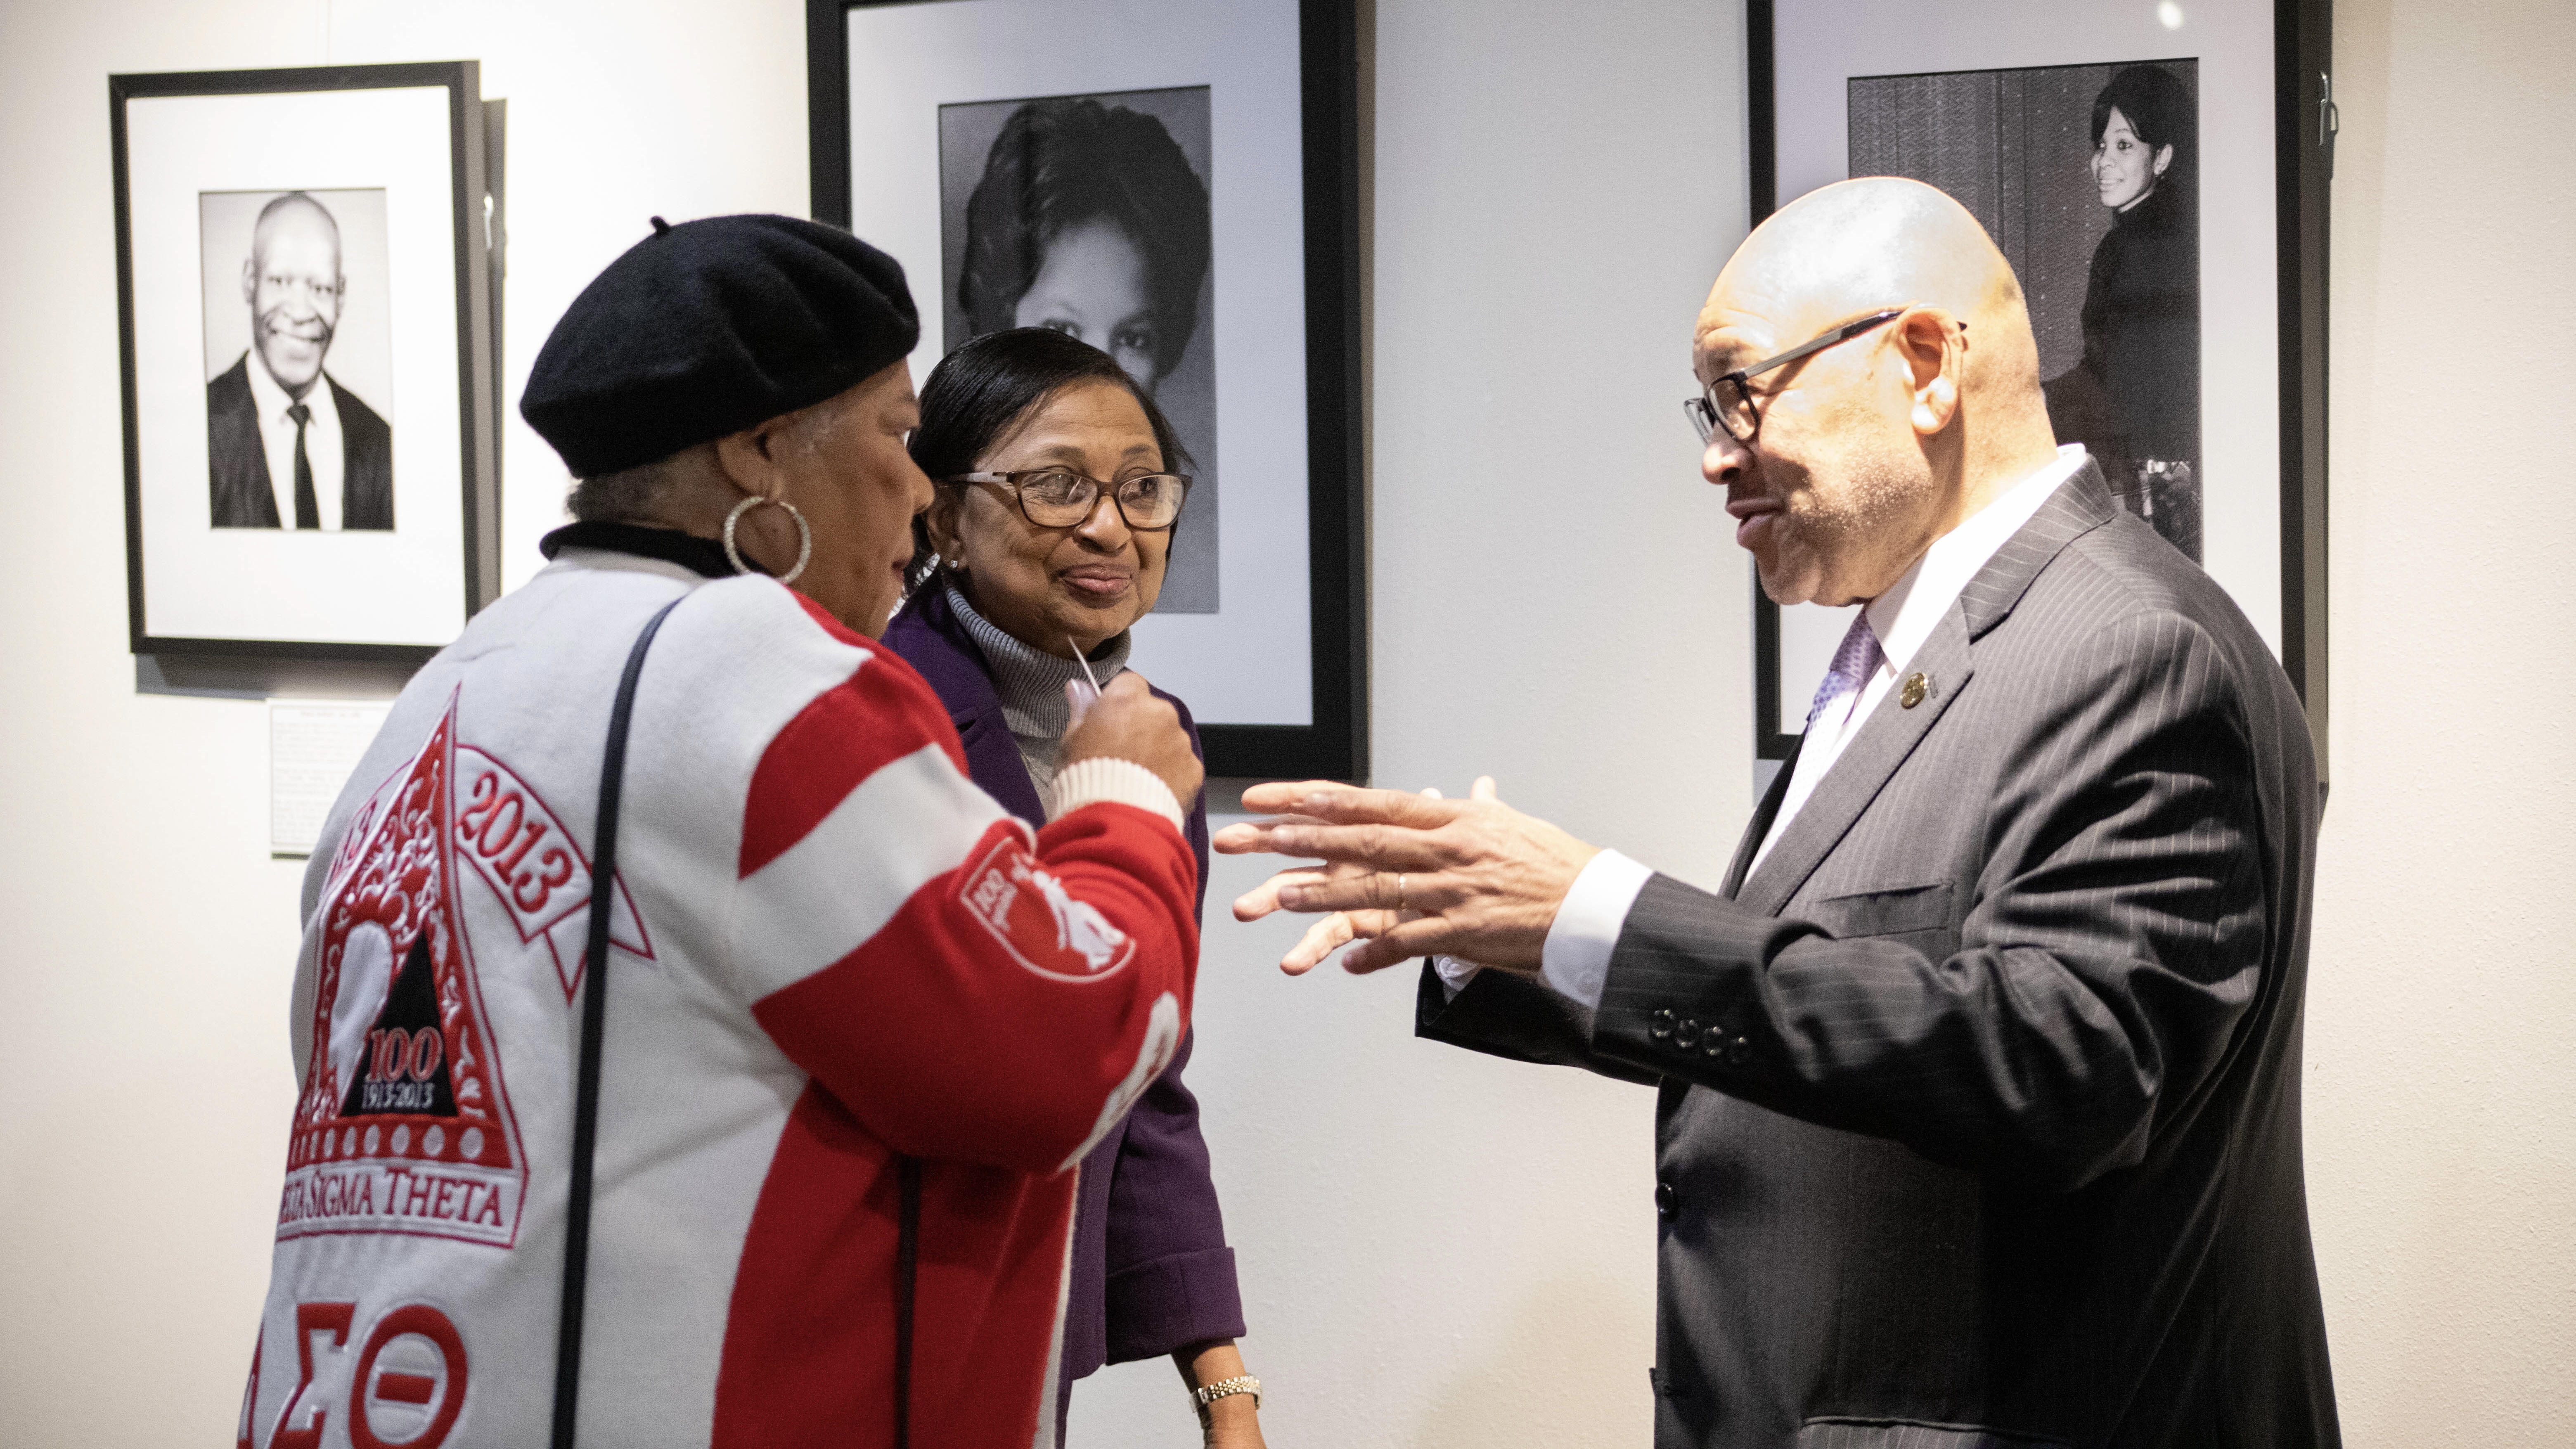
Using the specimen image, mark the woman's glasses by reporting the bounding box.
[950,469,1192,532]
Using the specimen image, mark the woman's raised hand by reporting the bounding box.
[1059,672,1205,812]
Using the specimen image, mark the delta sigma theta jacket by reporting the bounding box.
[239,544,1200,1449]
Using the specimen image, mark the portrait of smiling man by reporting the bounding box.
[1223,177,2338,1446]
[205,189,395,531]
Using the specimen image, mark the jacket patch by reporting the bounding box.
[453,743,653,1001]
[959,833,1136,982]
[280,701,528,1249]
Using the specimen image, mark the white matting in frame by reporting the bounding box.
[843,0,1314,728]
[1766,0,2280,739]
[125,83,468,650]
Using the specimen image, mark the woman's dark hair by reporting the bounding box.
[905,327,1192,592]
[958,97,1212,381]
[2091,65,2197,189]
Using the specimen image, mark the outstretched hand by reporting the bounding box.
[1221,786,1455,975]
[1212,776,1600,975]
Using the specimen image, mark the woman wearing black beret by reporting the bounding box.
[242,215,1210,1447]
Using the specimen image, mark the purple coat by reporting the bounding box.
[881,588,1245,1412]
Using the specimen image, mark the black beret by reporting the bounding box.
[521,214,919,478]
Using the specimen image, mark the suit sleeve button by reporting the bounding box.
[1648,1008,1675,1040]
[1724,1035,1754,1068]
[1674,1017,1702,1049]
[1655,1180,1678,1218]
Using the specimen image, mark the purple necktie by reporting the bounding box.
[1804,610,1886,732]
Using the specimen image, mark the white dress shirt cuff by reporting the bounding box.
[1538,849,1654,1011]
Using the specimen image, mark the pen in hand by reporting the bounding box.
[1066,635,1103,724]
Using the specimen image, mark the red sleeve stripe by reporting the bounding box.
[730,744,1018,1001]
[747,801,1197,1170]
[739,650,966,878]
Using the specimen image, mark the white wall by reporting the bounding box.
[2301,0,2576,1440]
[1073,2,1747,1443]
[0,1,2568,1445]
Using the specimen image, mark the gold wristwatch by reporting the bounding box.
[1191,1373,1261,1416]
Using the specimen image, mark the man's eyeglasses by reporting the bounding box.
[951,469,1193,531]
[1685,308,1906,446]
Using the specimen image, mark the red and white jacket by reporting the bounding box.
[239,547,1199,1449]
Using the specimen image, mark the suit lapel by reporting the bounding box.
[1723,737,1801,900]
[1731,458,2121,918]
[953,703,1047,830]
[208,357,280,528]
[883,590,1050,831]
[330,375,393,530]
[1957,456,2119,640]
[1733,611,1975,916]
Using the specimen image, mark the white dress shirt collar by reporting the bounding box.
[1747,443,2089,878]
[1860,443,2089,681]
[243,348,345,531]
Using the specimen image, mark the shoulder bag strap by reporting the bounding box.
[550,594,684,1449]
[895,1156,921,1447]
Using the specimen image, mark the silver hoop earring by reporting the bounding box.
[723,495,812,585]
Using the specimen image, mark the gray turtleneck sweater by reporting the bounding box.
[944,582,1132,805]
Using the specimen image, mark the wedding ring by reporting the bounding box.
[1395,873,1407,911]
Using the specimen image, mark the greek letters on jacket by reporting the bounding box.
[242,559,1198,1449]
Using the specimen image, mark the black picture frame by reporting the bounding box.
[1745,0,2332,781]
[808,0,1368,783]
[112,62,499,666]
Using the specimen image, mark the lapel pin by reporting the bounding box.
[1900,672,1930,709]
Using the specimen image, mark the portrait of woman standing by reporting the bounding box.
[884,327,1266,1449]
[2044,62,2204,560]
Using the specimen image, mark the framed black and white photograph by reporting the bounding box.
[810,0,1364,780]
[114,62,497,661]
[1747,0,2332,770]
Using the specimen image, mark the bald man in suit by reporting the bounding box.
[1221,179,2337,1447]
[208,191,393,531]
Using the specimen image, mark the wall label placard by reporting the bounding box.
[270,698,393,857]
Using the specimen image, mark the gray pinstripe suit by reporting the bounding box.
[1419,462,2337,1447]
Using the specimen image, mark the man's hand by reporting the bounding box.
[1224,786,1449,975]
[1212,776,1601,974]
[1059,672,1203,812]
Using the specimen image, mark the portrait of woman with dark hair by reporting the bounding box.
[959,96,1211,388]
[2044,62,2203,560]
[943,90,1220,609]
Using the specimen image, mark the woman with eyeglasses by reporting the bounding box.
[883,327,1265,1449]
[958,95,1222,613]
